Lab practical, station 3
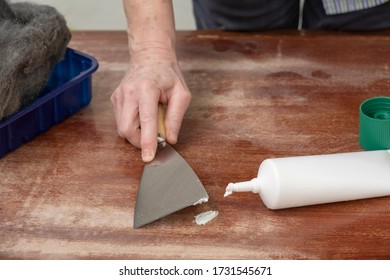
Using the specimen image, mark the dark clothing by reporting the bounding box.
[193,0,390,31]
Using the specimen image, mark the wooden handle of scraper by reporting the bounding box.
[157,103,166,140]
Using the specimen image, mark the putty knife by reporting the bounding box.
[133,104,208,228]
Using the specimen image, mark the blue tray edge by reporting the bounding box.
[0,48,99,158]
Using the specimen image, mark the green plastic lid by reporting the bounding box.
[359,96,390,150]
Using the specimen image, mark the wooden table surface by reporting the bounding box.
[1,30,390,260]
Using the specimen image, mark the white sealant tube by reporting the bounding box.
[225,150,390,209]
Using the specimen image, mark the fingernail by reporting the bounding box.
[142,149,154,162]
[169,129,178,144]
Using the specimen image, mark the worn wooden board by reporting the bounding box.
[1,31,390,259]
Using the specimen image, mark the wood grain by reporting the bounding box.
[1,30,390,259]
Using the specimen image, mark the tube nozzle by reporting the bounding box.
[224,179,261,197]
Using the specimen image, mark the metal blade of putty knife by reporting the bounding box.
[133,105,208,228]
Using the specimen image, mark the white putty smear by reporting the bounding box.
[194,210,219,225]
[193,197,209,205]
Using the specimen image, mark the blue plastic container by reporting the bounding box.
[0,48,99,158]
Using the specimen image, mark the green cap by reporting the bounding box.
[359,96,390,150]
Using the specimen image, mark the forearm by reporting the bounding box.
[123,0,176,55]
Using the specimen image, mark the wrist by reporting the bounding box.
[128,37,178,64]
[128,35,176,53]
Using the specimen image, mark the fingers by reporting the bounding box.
[111,59,191,163]
[165,84,192,144]
[111,87,141,148]
[111,83,160,162]
[119,101,141,148]
[139,90,159,162]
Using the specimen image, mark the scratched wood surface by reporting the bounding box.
[1,31,390,259]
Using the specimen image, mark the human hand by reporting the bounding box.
[111,46,191,162]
